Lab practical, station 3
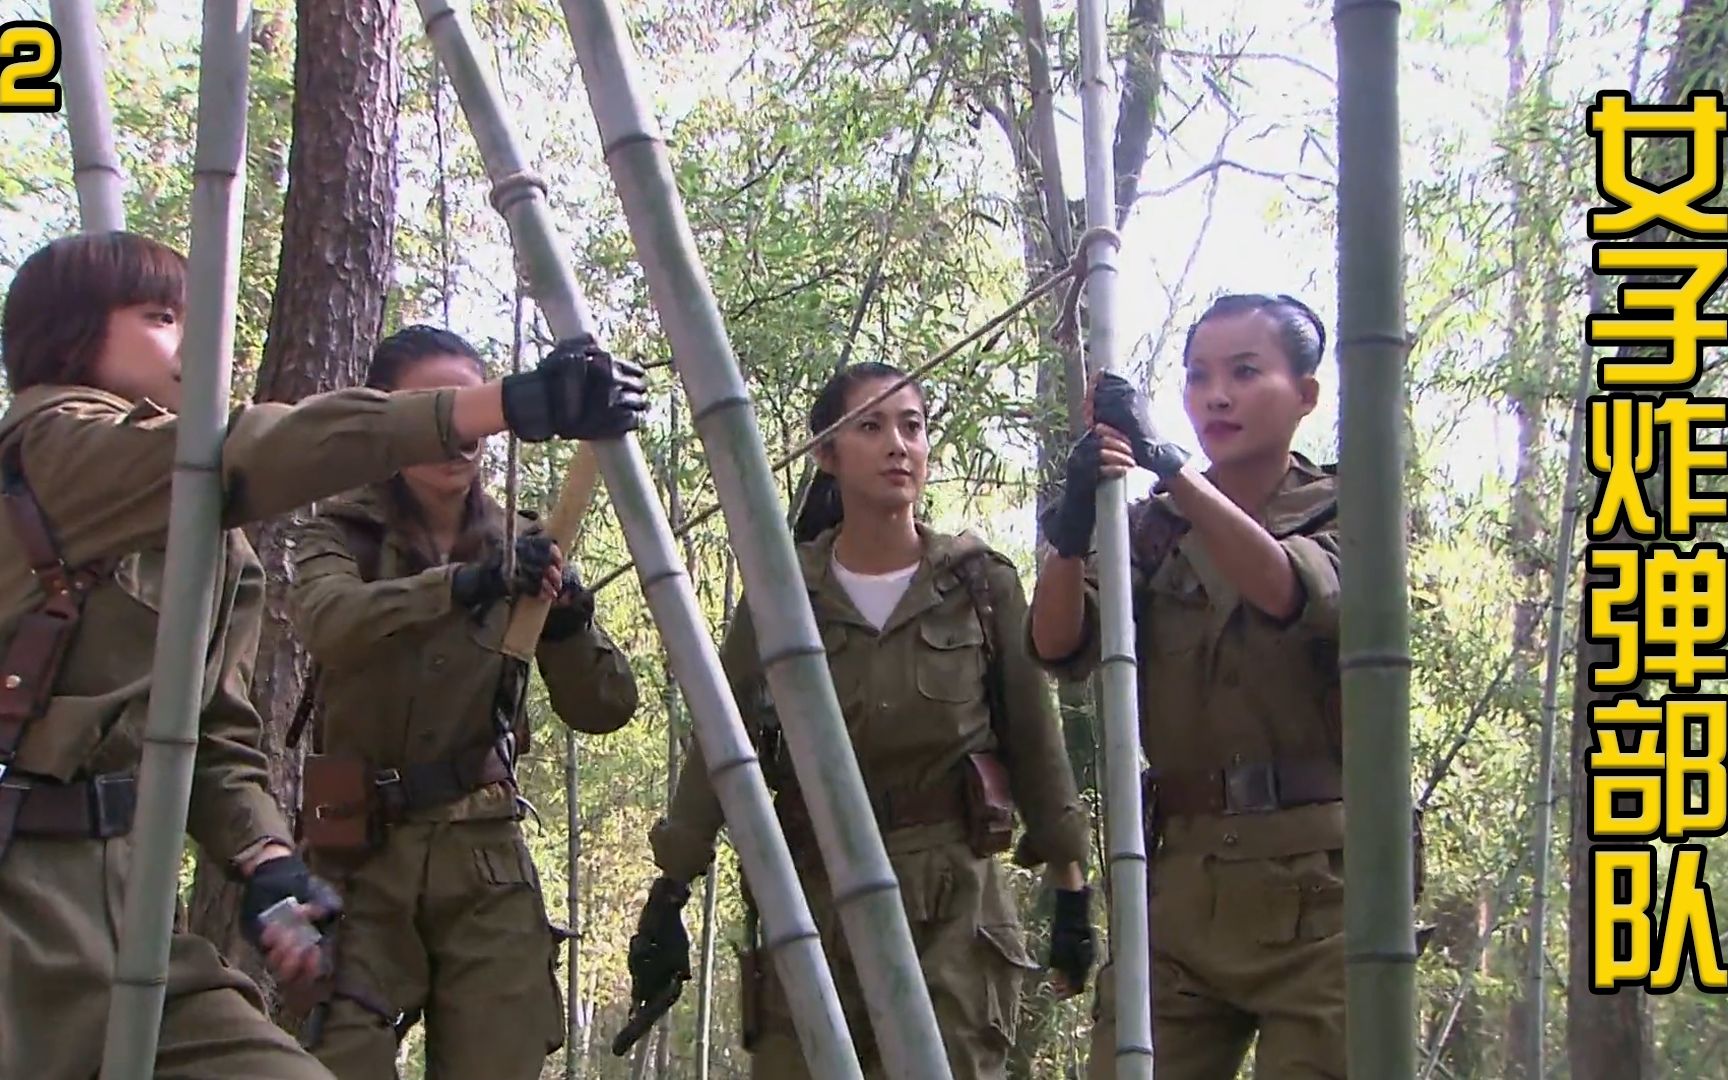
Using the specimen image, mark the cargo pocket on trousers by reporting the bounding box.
[1297,849,1345,941]
[975,923,1040,1047]
[474,840,567,1051]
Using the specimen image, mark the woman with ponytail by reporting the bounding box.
[627,362,1095,1078]
[286,325,641,1078]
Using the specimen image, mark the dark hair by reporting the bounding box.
[791,362,925,543]
[365,323,490,568]
[2,231,187,392]
[1182,293,1326,377]
[365,323,484,390]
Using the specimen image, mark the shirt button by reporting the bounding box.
[430,655,446,671]
[1223,832,1238,846]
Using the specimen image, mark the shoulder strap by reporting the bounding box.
[285,511,388,753]
[953,551,1008,763]
[0,441,109,859]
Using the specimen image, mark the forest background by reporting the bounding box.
[0,0,1724,1076]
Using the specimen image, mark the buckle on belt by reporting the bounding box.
[1221,762,1280,815]
[90,772,137,838]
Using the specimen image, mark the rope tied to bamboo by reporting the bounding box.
[583,222,1121,596]
[1050,225,1122,345]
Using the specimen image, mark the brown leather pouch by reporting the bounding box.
[0,610,81,721]
[961,751,1014,857]
[298,755,378,854]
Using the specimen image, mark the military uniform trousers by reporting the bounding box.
[306,817,565,1079]
[0,834,334,1079]
[750,822,1037,1080]
[1085,848,1347,1080]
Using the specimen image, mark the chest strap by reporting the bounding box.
[1150,757,1341,818]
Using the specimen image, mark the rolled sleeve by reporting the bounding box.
[1024,561,1104,684]
[1271,530,1340,639]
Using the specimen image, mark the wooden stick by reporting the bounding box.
[500,445,601,659]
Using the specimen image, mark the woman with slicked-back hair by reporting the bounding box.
[1030,293,1350,1079]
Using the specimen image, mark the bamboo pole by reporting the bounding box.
[553,2,949,1074]
[1334,1,1416,1077]
[696,552,735,1080]
[1524,272,1599,1075]
[48,0,125,232]
[412,5,862,1075]
[1075,1,1153,1074]
[98,4,250,1076]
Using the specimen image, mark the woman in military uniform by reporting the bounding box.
[1028,293,1345,1079]
[626,362,1096,1079]
[286,325,641,1078]
[0,231,644,1078]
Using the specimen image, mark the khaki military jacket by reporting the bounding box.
[1032,453,1343,860]
[287,485,639,821]
[0,382,463,864]
[651,524,1089,883]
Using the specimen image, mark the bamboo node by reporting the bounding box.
[488,170,548,216]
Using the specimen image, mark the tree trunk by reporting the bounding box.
[184,0,402,1011]
[1566,2,1727,1075]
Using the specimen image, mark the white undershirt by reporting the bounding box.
[832,555,920,630]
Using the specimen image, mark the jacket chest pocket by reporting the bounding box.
[914,613,986,705]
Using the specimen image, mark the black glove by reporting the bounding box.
[240,854,343,950]
[451,548,509,614]
[627,877,692,1008]
[1038,431,1103,558]
[511,527,560,597]
[1091,372,1189,481]
[542,565,596,641]
[1048,885,1096,993]
[501,334,648,443]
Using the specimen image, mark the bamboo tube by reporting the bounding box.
[1334,1,1417,1076]
[1075,0,1153,1074]
[48,0,126,232]
[413,4,863,1075]
[554,1,951,1073]
[98,3,251,1076]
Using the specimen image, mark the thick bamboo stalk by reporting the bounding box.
[1334,1,1416,1077]
[412,5,862,1076]
[98,4,250,1077]
[1525,272,1599,1075]
[48,0,125,232]
[554,2,949,1074]
[1075,1,1153,1075]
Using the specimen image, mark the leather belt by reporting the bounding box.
[373,745,512,821]
[1151,758,1341,817]
[5,771,137,839]
[777,776,967,851]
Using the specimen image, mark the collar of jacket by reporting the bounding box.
[1146,451,1337,539]
[794,521,991,634]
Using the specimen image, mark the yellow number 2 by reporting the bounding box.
[0,21,63,114]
